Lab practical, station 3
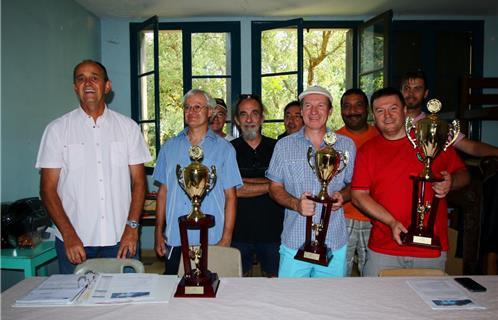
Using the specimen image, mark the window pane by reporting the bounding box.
[158,30,184,145]
[261,121,285,140]
[360,71,384,102]
[139,30,154,75]
[261,28,297,74]
[360,24,384,73]
[159,99,184,145]
[192,33,229,76]
[140,122,156,167]
[303,28,350,130]
[192,78,228,102]
[139,74,155,121]
[261,74,297,120]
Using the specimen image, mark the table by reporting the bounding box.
[1,241,57,277]
[2,276,497,320]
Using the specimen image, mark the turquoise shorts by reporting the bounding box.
[278,243,347,278]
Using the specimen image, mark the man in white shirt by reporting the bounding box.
[36,60,151,273]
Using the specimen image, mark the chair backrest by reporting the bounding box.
[378,268,447,277]
[74,258,145,275]
[177,245,242,277]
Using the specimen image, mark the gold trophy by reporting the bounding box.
[403,99,460,248]
[294,131,349,266]
[174,145,219,298]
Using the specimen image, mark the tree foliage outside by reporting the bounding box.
[260,28,351,138]
[140,26,357,164]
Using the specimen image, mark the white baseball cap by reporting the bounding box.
[298,85,333,104]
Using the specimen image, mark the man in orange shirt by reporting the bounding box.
[336,88,379,276]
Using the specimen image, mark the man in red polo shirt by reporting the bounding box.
[351,87,470,277]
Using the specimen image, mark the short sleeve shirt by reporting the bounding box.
[153,128,242,246]
[35,107,152,246]
[231,136,284,243]
[266,128,356,250]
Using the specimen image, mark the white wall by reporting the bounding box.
[1,0,101,291]
[1,0,101,203]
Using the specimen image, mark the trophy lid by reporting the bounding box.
[189,145,204,162]
[427,99,442,114]
[323,131,337,146]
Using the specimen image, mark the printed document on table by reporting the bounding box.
[82,273,176,305]
[15,274,88,306]
[407,279,486,310]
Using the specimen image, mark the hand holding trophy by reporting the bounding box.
[294,131,349,266]
[403,99,460,248]
[174,145,219,298]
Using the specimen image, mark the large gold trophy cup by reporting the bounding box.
[174,145,219,298]
[294,132,349,266]
[403,99,460,248]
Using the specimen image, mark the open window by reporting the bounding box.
[253,19,357,137]
[358,10,392,99]
[130,16,160,170]
[130,17,241,171]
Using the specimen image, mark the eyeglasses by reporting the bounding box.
[183,104,207,113]
[212,111,227,119]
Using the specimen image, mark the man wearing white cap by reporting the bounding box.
[267,85,356,277]
[210,98,235,141]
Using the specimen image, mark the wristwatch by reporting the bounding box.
[126,219,140,229]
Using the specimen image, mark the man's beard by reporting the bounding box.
[405,97,423,110]
[240,126,259,140]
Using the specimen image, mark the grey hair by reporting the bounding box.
[182,88,215,110]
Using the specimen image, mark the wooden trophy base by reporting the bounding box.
[174,271,220,298]
[294,242,332,266]
[293,196,335,266]
[401,230,441,249]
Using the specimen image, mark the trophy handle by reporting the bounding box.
[207,165,217,193]
[307,146,316,173]
[405,117,417,149]
[444,119,460,151]
[335,150,349,175]
[176,165,187,194]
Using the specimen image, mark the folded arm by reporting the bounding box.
[236,177,270,198]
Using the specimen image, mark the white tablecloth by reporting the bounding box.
[2,276,497,320]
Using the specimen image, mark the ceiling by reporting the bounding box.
[74,0,498,19]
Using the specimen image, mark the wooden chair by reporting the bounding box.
[178,245,242,277]
[378,268,447,277]
[74,258,145,275]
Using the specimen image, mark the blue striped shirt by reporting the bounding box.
[266,128,356,250]
[153,128,242,246]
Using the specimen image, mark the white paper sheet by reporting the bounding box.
[407,279,486,310]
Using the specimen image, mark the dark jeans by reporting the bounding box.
[163,246,182,275]
[231,241,280,277]
[55,238,138,274]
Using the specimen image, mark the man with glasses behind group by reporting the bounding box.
[210,98,235,141]
[278,100,304,140]
[153,89,242,275]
